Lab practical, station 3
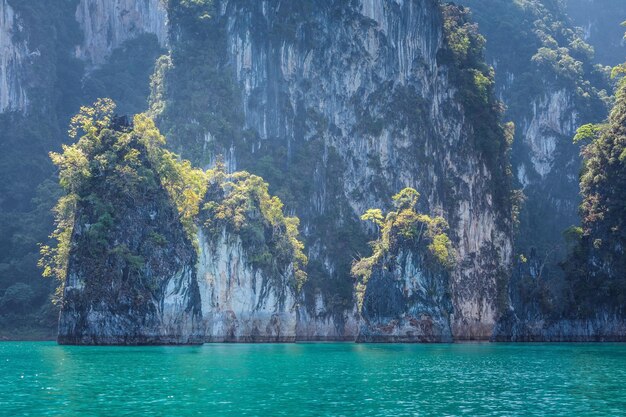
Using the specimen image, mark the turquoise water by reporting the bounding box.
[1,343,626,416]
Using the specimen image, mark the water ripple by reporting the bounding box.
[0,342,625,416]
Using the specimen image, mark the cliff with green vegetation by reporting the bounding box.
[0,0,165,338]
[2,0,625,343]
[565,0,626,67]
[42,100,198,343]
[150,0,513,341]
[196,164,307,341]
[44,101,307,344]
[566,62,626,319]
[352,188,456,342]
[498,51,626,341]
[455,0,624,336]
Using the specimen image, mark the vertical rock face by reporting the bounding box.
[511,85,582,268]
[521,90,578,180]
[457,0,615,340]
[358,250,453,342]
[60,212,302,344]
[455,1,590,280]
[0,0,28,113]
[205,0,512,340]
[58,181,202,345]
[75,0,168,65]
[57,116,303,344]
[495,314,626,342]
[196,229,298,342]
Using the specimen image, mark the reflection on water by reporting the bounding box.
[1,342,626,416]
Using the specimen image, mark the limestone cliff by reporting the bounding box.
[155,0,513,341]
[457,0,612,339]
[45,0,626,344]
[6,0,622,343]
[456,0,592,275]
[511,85,584,282]
[358,249,453,343]
[55,112,203,345]
[0,0,29,113]
[55,110,305,344]
[75,0,168,66]
[196,229,298,342]
[60,208,303,344]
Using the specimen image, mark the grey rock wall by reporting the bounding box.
[75,0,168,66]
[0,0,29,113]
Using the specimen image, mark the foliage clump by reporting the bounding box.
[351,188,455,309]
[201,162,308,291]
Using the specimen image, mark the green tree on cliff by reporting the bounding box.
[566,36,626,313]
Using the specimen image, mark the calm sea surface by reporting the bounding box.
[1,342,625,416]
